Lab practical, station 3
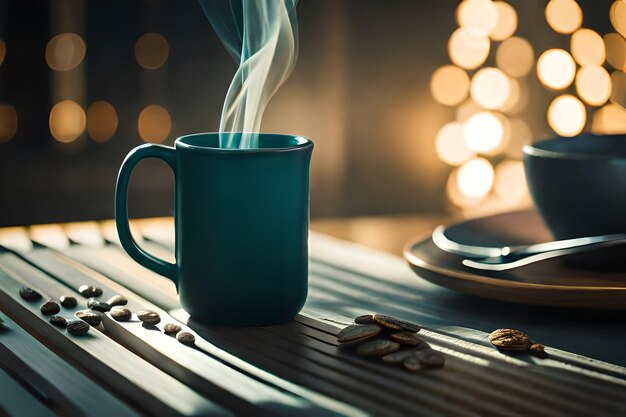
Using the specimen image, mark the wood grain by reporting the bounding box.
[0,262,230,417]
[0,312,140,417]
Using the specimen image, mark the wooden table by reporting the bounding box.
[0,217,625,417]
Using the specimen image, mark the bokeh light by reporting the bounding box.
[430,65,470,106]
[457,157,495,198]
[494,160,528,206]
[138,105,171,143]
[505,118,533,159]
[456,0,498,36]
[545,0,582,35]
[49,100,86,143]
[435,122,475,166]
[604,33,626,71]
[496,37,534,78]
[45,33,86,71]
[463,111,504,154]
[0,40,5,66]
[575,66,612,106]
[610,0,626,39]
[611,70,626,109]
[87,101,118,142]
[592,103,626,134]
[547,94,586,137]
[500,77,529,114]
[448,28,490,70]
[571,28,605,67]
[135,33,169,70]
[470,67,511,110]
[537,49,576,90]
[0,104,18,142]
[489,2,517,41]
[456,98,483,123]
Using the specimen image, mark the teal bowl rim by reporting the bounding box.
[175,132,313,154]
[523,134,626,161]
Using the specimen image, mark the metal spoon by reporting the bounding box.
[460,234,626,271]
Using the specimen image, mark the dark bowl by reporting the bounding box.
[523,133,626,241]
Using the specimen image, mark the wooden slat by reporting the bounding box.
[0,312,140,417]
[0,247,362,417]
[102,314,363,417]
[0,262,230,417]
[0,367,56,417]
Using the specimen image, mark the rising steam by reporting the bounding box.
[200,0,299,148]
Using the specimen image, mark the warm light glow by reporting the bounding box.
[575,66,612,106]
[571,28,605,67]
[0,40,5,66]
[456,98,483,123]
[135,33,169,70]
[49,100,86,143]
[537,49,576,90]
[547,94,586,137]
[496,37,534,78]
[489,2,517,41]
[0,104,17,142]
[457,0,498,36]
[457,157,495,198]
[611,70,626,109]
[45,33,86,71]
[138,105,171,143]
[494,160,528,206]
[435,122,475,166]
[87,101,118,142]
[545,0,582,35]
[463,112,504,154]
[430,65,470,106]
[592,103,626,134]
[610,0,626,39]
[500,77,523,114]
[605,33,626,71]
[470,67,511,110]
[448,28,490,70]
[505,118,533,159]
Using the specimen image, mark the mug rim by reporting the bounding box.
[523,134,626,161]
[175,132,313,153]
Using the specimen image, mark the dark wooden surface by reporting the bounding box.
[0,220,625,416]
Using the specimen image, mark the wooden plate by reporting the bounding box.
[404,210,626,309]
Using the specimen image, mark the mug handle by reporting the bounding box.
[115,144,178,285]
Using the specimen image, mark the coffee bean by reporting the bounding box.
[67,320,90,336]
[337,324,382,343]
[110,307,132,321]
[529,343,547,357]
[19,287,42,301]
[137,310,161,326]
[382,348,424,364]
[404,349,445,371]
[87,298,111,312]
[59,296,77,308]
[78,285,102,298]
[489,328,531,351]
[356,339,401,356]
[390,331,423,346]
[354,314,375,325]
[373,314,421,333]
[106,295,127,307]
[177,332,195,345]
[164,323,181,334]
[75,310,102,326]
[40,300,61,316]
[49,316,67,328]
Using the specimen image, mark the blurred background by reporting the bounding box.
[0,0,624,226]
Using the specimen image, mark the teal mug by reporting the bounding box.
[115,132,313,326]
